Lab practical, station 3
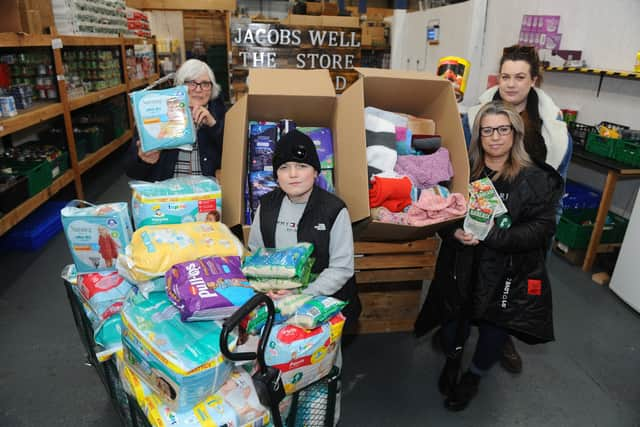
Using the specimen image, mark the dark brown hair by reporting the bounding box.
[500,44,543,86]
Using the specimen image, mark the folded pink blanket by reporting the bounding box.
[371,207,409,225]
[407,191,467,226]
[394,148,454,189]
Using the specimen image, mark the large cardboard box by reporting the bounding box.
[221,68,363,233]
[221,68,469,243]
[283,14,359,28]
[338,68,469,242]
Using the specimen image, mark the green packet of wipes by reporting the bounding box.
[468,177,507,217]
[464,193,495,241]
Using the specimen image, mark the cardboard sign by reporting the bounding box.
[230,21,361,97]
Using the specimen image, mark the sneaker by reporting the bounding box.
[500,337,523,374]
[438,356,460,396]
[444,371,481,412]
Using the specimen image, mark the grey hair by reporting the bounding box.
[174,59,220,100]
[469,101,532,182]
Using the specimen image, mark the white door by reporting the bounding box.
[610,188,640,313]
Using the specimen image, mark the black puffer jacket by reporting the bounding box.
[415,162,563,344]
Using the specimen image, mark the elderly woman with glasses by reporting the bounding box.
[415,101,563,411]
[125,59,226,180]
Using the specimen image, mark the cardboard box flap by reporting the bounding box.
[354,217,464,242]
[355,67,441,82]
[220,94,249,228]
[248,69,335,97]
[334,78,369,223]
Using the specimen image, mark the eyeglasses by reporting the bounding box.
[480,125,513,137]
[185,80,213,91]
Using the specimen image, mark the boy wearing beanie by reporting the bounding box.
[248,129,362,331]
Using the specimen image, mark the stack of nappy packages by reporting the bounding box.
[364,106,467,226]
[60,197,346,424]
[244,121,335,225]
[61,201,135,359]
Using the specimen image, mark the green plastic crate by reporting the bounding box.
[49,151,69,179]
[613,139,640,167]
[0,159,52,196]
[556,208,628,249]
[585,132,617,159]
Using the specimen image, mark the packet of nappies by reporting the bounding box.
[242,293,312,335]
[286,296,347,329]
[61,201,134,273]
[120,360,273,427]
[242,243,314,280]
[117,221,245,283]
[166,256,256,321]
[121,291,235,412]
[130,85,196,153]
[265,313,344,394]
[130,176,222,229]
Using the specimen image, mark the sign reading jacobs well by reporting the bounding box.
[230,21,362,95]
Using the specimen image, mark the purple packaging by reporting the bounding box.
[249,171,278,209]
[540,15,560,33]
[315,169,335,193]
[297,127,334,169]
[166,256,255,321]
[249,122,278,172]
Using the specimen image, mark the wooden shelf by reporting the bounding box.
[122,36,157,45]
[0,102,64,138]
[0,170,74,237]
[68,84,127,111]
[59,35,122,47]
[127,73,160,91]
[79,130,133,174]
[0,32,53,47]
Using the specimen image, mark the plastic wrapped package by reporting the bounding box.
[166,256,255,322]
[130,176,222,229]
[121,291,235,412]
[117,222,245,283]
[130,85,196,153]
[61,201,133,273]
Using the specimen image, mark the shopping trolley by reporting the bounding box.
[220,293,340,427]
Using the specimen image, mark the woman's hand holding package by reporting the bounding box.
[454,228,480,246]
[137,140,160,165]
[191,105,216,128]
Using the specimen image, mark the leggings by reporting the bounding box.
[441,320,509,373]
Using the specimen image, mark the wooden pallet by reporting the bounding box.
[353,237,439,334]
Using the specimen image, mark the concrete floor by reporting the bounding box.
[1,149,639,426]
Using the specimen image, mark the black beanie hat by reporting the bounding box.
[272,129,321,179]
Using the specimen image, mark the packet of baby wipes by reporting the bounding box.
[242,243,314,280]
[286,296,347,329]
[130,85,196,153]
[464,194,495,241]
[468,177,507,217]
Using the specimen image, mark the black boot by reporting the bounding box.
[438,356,461,396]
[444,371,481,412]
[500,337,523,374]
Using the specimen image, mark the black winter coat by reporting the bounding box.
[415,162,563,344]
[124,98,226,181]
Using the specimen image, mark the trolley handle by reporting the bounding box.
[220,293,276,369]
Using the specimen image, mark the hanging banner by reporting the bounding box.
[230,21,361,98]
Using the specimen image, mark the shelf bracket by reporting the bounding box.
[596,73,604,97]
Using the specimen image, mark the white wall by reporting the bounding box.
[395,0,640,216]
[397,2,474,75]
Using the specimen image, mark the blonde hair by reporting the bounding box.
[175,59,221,100]
[469,101,532,181]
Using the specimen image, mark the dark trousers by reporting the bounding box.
[441,320,509,372]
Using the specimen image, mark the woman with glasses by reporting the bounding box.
[463,44,572,374]
[125,59,226,180]
[416,102,562,411]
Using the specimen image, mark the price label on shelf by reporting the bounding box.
[57,75,65,81]
[51,38,63,49]
[0,126,4,132]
